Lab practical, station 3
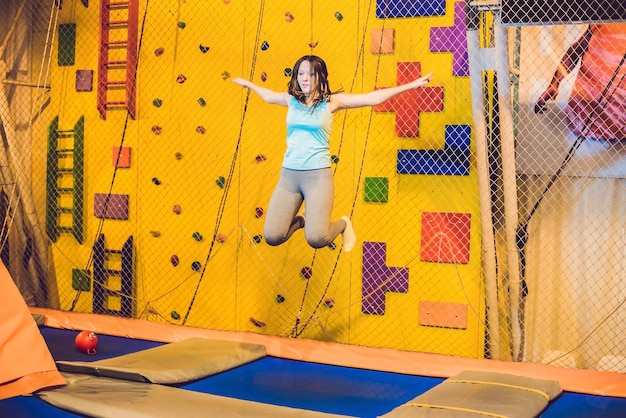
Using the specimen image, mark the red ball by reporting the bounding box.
[75,330,98,355]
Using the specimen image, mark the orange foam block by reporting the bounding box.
[112,146,131,168]
[371,28,395,54]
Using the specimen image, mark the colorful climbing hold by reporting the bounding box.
[177,22,186,29]
[175,152,183,160]
[198,98,206,107]
[250,317,265,327]
[154,47,164,56]
[153,98,163,107]
[324,298,335,308]
[331,155,339,164]
[253,234,263,244]
[149,231,161,237]
[335,12,343,21]
[172,204,182,215]
[192,231,203,242]
[199,44,210,53]
[261,41,269,51]
[255,207,264,218]
[191,261,202,271]
[221,71,230,80]
[151,125,162,134]
[170,311,181,320]
[176,74,186,83]
[285,12,294,22]
[151,177,161,185]
[276,294,285,303]
[328,242,337,250]
[255,154,267,163]
[301,266,313,279]
[215,233,227,243]
[309,41,319,48]
[216,176,226,188]
[284,68,292,77]
[170,255,179,266]
[260,72,267,82]
[196,126,206,134]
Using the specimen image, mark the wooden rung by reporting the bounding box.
[106,101,127,107]
[106,41,128,47]
[105,60,127,67]
[104,269,122,275]
[107,81,126,86]
[108,1,130,9]
[58,187,74,193]
[57,207,73,213]
[57,129,74,133]
[57,148,75,153]
[108,20,129,27]
[105,248,123,255]
[57,168,73,173]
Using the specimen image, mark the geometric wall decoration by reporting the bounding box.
[420,211,471,264]
[371,28,395,54]
[430,2,469,76]
[373,62,444,137]
[112,146,132,168]
[418,300,468,329]
[58,23,76,66]
[376,0,445,18]
[71,269,91,292]
[76,70,94,92]
[94,193,129,220]
[364,177,389,202]
[362,242,409,315]
[397,125,471,175]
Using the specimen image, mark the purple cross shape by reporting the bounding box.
[430,2,469,76]
[362,242,409,315]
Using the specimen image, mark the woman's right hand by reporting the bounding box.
[232,78,249,88]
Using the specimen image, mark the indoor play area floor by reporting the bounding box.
[1,327,626,417]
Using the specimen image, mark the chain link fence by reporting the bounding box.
[1,0,624,373]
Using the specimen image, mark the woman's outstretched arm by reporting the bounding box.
[233,78,289,106]
[329,73,433,112]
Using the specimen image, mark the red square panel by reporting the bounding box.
[420,212,471,264]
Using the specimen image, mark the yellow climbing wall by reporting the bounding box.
[38,0,483,358]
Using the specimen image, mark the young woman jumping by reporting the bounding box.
[234,55,432,253]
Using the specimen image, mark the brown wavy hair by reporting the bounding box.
[287,55,340,108]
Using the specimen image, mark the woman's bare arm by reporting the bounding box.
[329,73,432,112]
[233,78,289,106]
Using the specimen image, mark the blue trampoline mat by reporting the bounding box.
[2,327,626,417]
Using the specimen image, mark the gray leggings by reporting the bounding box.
[264,167,346,248]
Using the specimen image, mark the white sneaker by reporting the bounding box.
[340,216,357,253]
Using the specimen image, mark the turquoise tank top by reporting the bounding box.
[283,96,332,170]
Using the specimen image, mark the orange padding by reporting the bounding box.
[32,307,626,398]
[0,259,66,400]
